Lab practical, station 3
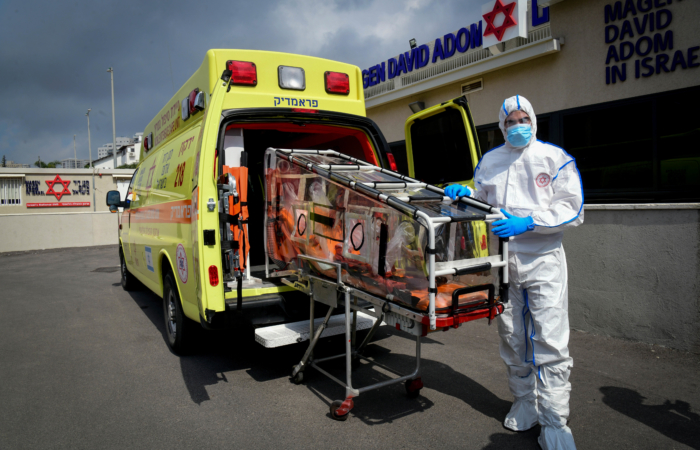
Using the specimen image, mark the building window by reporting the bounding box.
[0,178,23,205]
[656,93,700,197]
[563,101,653,193]
[475,86,700,203]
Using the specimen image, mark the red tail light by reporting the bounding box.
[386,153,398,172]
[188,89,198,114]
[291,108,318,113]
[324,71,350,95]
[227,61,257,86]
[208,265,219,286]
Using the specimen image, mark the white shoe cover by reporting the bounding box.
[538,425,576,450]
[504,398,538,431]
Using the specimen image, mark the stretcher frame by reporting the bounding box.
[265,148,510,420]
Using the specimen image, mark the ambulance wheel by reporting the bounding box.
[163,272,191,354]
[120,248,139,291]
[330,400,349,421]
[291,372,304,385]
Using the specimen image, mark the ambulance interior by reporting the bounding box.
[218,121,502,315]
[218,122,382,295]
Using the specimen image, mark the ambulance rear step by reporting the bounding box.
[255,311,383,348]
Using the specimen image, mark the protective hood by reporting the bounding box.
[499,95,538,148]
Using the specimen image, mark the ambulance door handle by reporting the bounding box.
[207,198,216,212]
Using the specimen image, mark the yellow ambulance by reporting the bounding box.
[106,49,484,353]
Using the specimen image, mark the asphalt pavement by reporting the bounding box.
[0,245,698,449]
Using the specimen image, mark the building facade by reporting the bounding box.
[94,133,143,169]
[362,0,700,352]
[364,0,699,204]
[61,159,91,169]
[4,160,30,168]
[97,136,135,159]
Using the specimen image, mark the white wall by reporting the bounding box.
[0,212,119,253]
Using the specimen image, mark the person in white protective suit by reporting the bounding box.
[445,95,583,450]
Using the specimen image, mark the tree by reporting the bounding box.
[1,155,6,167]
[34,160,48,168]
[46,160,62,168]
[117,163,139,169]
[84,163,91,168]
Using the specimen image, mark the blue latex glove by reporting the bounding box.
[444,184,471,200]
[492,209,535,238]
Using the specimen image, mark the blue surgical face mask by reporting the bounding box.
[506,124,532,147]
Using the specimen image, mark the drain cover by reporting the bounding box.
[92,267,120,273]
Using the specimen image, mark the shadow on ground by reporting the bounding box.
[125,288,512,426]
[601,386,700,450]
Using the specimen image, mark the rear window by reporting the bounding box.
[410,108,474,185]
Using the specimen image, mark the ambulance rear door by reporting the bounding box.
[404,96,481,188]
[404,95,489,258]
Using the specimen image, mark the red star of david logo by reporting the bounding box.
[45,175,72,201]
[483,0,518,42]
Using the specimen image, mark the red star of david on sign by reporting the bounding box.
[483,0,518,42]
[45,175,72,201]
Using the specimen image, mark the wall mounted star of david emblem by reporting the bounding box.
[483,0,518,42]
[45,175,72,201]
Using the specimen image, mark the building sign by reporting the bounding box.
[26,202,91,208]
[482,0,527,47]
[45,175,71,200]
[362,0,549,89]
[604,0,699,84]
[24,174,92,208]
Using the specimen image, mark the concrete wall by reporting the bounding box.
[0,212,119,253]
[565,205,700,353]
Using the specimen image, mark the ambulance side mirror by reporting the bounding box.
[106,190,123,212]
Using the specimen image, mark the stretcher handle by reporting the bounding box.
[450,284,495,325]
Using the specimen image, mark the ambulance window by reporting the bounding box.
[126,170,136,208]
[411,108,473,185]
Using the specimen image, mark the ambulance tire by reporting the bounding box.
[120,247,140,291]
[163,272,192,355]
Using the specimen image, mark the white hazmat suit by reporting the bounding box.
[471,96,583,449]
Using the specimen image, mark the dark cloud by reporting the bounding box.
[0,0,483,165]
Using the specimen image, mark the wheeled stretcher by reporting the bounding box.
[263,148,509,420]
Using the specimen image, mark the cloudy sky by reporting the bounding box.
[0,0,485,166]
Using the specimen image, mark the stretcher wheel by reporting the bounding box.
[330,400,350,421]
[405,378,423,398]
[291,372,304,385]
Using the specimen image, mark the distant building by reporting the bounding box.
[98,137,134,159]
[93,133,143,170]
[4,160,30,168]
[61,159,91,169]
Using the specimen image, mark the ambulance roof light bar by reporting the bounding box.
[227,60,257,86]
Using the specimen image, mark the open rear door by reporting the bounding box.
[404,96,489,258]
[404,96,481,188]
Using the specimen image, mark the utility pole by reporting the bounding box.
[87,109,96,211]
[73,134,77,169]
[107,67,117,170]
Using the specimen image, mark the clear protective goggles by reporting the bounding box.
[504,116,532,128]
